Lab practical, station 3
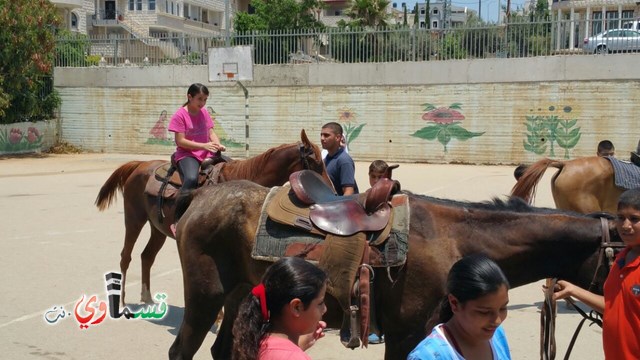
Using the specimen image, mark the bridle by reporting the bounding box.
[540,217,626,360]
[298,142,316,170]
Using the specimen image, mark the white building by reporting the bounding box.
[415,1,473,28]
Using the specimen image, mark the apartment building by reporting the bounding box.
[52,0,245,60]
[416,1,472,28]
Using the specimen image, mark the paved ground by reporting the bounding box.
[0,153,604,359]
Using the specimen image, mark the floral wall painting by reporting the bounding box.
[412,103,484,153]
[337,107,365,151]
[145,107,243,148]
[0,126,44,152]
[523,105,580,159]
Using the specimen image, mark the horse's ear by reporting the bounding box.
[301,129,310,145]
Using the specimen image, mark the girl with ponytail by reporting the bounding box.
[232,257,328,360]
[409,254,512,360]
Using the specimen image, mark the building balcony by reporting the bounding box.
[50,0,83,9]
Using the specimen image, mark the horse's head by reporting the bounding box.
[298,129,333,188]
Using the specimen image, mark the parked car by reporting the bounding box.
[583,28,640,54]
[622,19,640,31]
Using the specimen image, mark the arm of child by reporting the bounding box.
[552,280,605,313]
[298,321,326,351]
[175,132,220,153]
[209,128,226,151]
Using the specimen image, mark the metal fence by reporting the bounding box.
[54,18,631,67]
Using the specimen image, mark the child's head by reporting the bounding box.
[369,160,389,187]
[616,189,640,249]
[184,83,209,108]
[232,257,327,360]
[368,160,399,187]
[597,140,615,157]
[513,164,528,181]
[429,254,510,337]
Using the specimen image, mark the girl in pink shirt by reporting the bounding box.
[232,257,328,360]
[168,83,225,234]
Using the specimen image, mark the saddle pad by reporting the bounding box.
[253,186,326,262]
[144,176,178,199]
[605,156,640,190]
[267,185,325,236]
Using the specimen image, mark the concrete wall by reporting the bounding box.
[53,55,639,164]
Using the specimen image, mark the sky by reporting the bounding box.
[394,0,529,23]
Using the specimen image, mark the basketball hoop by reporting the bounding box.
[224,72,235,80]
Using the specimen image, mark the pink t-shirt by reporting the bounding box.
[168,107,215,162]
[258,336,311,360]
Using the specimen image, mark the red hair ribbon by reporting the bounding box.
[251,283,269,322]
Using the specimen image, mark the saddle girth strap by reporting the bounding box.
[358,245,371,347]
[157,164,177,224]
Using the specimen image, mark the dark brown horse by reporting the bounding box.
[168,180,619,360]
[511,156,623,213]
[94,130,329,304]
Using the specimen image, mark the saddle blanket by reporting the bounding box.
[605,156,640,190]
[252,186,410,267]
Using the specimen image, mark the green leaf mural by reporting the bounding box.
[523,106,580,159]
[413,104,484,153]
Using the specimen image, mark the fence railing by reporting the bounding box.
[54,18,637,67]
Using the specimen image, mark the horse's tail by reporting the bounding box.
[511,158,565,204]
[95,161,143,211]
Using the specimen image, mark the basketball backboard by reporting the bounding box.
[208,45,254,82]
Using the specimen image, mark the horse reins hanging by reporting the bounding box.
[540,217,625,360]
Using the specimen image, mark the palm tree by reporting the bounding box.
[340,0,391,28]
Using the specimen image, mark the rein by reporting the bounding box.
[540,217,626,360]
[298,142,314,170]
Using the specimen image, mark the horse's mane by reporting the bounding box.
[223,143,297,179]
[405,190,593,217]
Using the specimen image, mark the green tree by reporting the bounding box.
[0,0,61,124]
[414,4,419,28]
[234,0,324,31]
[338,0,391,28]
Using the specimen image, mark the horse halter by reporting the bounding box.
[297,142,315,170]
[588,217,626,292]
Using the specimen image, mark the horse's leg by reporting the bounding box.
[120,209,147,306]
[140,224,167,304]
[169,254,225,360]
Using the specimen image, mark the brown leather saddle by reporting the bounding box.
[287,170,400,236]
[153,153,229,189]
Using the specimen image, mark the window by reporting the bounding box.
[129,0,134,11]
[71,12,78,30]
[149,0,156,11]
[432,21,438,28]
[433,9,438,15]
[605,11,618,31]
[137,0,142,10]
[591,11,603,35]
[420,9,425,14]
[420,21,425,28]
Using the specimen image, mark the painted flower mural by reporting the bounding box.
[412,103,484,153]
[337,108,365,150]
[523,105,581,159]
[0,126,44,152]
